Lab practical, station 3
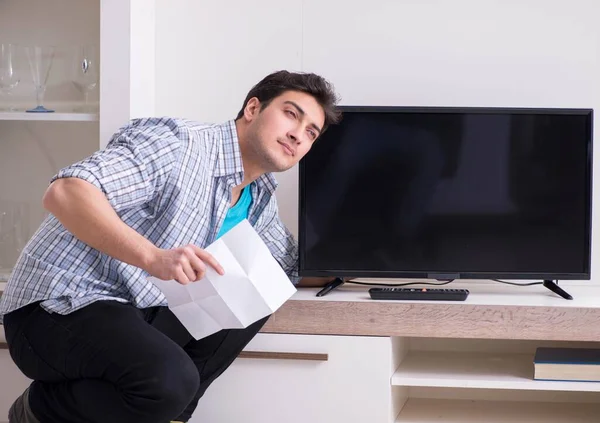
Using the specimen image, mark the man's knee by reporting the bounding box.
[125,353,200,423]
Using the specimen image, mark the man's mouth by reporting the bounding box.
[278,140,295,156]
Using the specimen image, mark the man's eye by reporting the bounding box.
[286,110,297,118]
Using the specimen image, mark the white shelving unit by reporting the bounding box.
[0,0,107,295]
[392,351,600,392]
[396,398,600,423]
[0,0,155,288]
[0,1,155,418]
[389,335,600,423]
[195,285,600,423]
[195,330,600,423]
[0,111,98,122]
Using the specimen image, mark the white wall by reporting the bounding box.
[154,0,600,279]
[154,0,304,237]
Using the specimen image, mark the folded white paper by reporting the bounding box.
[149,219,297,340]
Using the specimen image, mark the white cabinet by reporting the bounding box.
[193,333,395,423]
[0,0,156,281]
[195,333,600,423]
[392,337,600,422]
[0,0,155,134]
[0,3,156,416]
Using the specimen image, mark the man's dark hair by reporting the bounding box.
[236,70,342,134]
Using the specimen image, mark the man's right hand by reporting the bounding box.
[42,178,225,285]
[145,245,225,285]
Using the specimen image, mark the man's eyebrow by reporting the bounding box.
[284,100,322,134]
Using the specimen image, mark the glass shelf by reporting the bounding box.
[0,111,98,122]
[0,102,99,122]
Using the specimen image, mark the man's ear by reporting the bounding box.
[243,97,261,121]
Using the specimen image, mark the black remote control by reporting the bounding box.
[369,287,469,301]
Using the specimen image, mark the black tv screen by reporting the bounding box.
[299,107,593,280]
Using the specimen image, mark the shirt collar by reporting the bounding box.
[214,119,278,195]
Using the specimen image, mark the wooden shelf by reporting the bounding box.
[0,111,98,122]
[265,284,600,341]
[392,351,600,392]
[396,398,600,422]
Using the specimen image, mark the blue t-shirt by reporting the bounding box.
[216,184,253,239]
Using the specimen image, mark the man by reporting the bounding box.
[0,70,341,423]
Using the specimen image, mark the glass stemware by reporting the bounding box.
[0,43,21,111]
[25,45,55,113]
[0,200,29,276]
[71,45,98,112]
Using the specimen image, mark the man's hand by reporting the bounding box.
[145,245,225,285]
[43,178,225,285]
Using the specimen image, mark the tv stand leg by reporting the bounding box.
[543,280,573,300]
[316,277,345,297]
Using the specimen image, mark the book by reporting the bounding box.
[534,347,600,382]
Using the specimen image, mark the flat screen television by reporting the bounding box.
[299,106,593,284]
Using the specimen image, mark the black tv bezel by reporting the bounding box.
[298,105,594,280]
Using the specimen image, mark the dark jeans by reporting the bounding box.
[3,299,269,423]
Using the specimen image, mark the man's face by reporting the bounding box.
[244,90,326,173]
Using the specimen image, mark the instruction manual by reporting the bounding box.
[149,219,296,340]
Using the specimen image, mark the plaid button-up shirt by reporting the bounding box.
[0,117,299,322]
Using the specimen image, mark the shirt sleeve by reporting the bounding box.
[50,117,184,213]
[258,197,301,285]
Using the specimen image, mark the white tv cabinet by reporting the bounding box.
[194,281,600,423]
[3,281,600,422]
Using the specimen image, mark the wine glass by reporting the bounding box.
[71,45,98,112]
[0,200,29,277]
[25,45,55,113]
[0,43,21,111]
